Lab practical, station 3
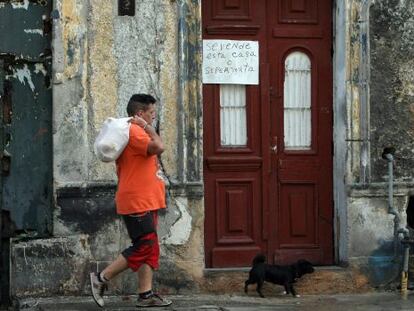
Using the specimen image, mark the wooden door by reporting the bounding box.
[203,0,333,267]
[267,0,333,264]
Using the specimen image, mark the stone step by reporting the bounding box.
[199,266,372,297]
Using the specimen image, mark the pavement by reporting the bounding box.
[14,291,414,311]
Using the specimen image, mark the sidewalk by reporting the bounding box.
[16,291,414,311]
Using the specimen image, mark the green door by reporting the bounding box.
[0,1,53,304]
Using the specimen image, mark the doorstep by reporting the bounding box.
[200,265,372,296]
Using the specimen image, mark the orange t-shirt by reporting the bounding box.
[115,124,166,214]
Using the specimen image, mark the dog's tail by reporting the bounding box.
[252,253,266,265]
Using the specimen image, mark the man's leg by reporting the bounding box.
[102,254,129,280]
[90,254,128,308]
[138,263,153,293]
[136,262,171,307]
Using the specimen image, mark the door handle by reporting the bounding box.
[270,136,278,154]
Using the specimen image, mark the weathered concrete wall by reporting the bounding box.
[11,0,414,298]
[12,0,205,298]
[52,0,90,185]
[87,0,119,182]
[342,0,414,286]
[11,235,91,297]
[53,0,180,185]
[370,0,414,182]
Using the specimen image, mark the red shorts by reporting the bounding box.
[121,212,159,271]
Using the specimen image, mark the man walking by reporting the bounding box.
[90,94,171,308]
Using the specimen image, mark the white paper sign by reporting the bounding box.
[202,39,259,85]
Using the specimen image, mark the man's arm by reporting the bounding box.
[130,116,164,155]
[143,124,164,155]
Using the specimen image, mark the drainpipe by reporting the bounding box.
[382,147,410,298]
[401,239,410,299]
[382,148,409,238]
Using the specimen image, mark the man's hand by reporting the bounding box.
[130,116,148,128]
[130,116,163,155]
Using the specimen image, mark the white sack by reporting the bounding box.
[94,117,132,162]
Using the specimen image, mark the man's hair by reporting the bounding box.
[127,94,156,116]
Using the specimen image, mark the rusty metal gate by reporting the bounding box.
[0,1,53,305]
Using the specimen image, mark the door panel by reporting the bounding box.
[0,2,52,303]
[203,0,332,267]
[278,0,319,24]
[3,61,53,234]
[0,1,53,236]
[267,0,333,264]
[279,183,317,247]
[211,176,262,267]
[203,0,267,268]
[0,1,52,59]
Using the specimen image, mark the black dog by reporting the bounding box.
[244,253,314,298]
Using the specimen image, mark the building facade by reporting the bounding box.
[1,0,414,301]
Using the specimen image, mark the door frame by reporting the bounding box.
[333,0,348,265]
[176,0,363,266]
[0,58,10,307]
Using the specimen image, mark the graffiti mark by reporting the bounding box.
[13,64,35,92]
[11,0,30,10]
[24,29,44,36]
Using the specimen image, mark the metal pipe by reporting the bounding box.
[385,153,400,256]
[382,148,410,297]
[403,244,410,273]
[386,154,394,215]
[401,242,410,299]
[383,152,409,240]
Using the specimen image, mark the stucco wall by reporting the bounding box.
[342,0,414,286]
[53,0,180,185]
[10,0,414,297]
[370,0,414,182]
[11,0,205,297]
[52,0,182,229]
[52,0,90,184]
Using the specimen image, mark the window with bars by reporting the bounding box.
[220,84,247,147]
[284,52,312,150]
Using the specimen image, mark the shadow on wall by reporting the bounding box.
[406,196,414,288]
[366,196,414,288]
[155,259,195,294]
[367,240,400,288]
[406,196,414,231]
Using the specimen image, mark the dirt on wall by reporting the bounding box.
[370,1,414,182]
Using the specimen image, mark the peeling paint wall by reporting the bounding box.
[53,0,89,184]
[340,0,414,286]
[370,0,414,182]
[87,0,119,181]
[348,194,407,258]
[40,0,204,297]
[11,235,91,297]
[53,0,180,184]
[10,0,414,298]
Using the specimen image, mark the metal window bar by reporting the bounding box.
[284,52,311,150]
[220,84,247,147]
